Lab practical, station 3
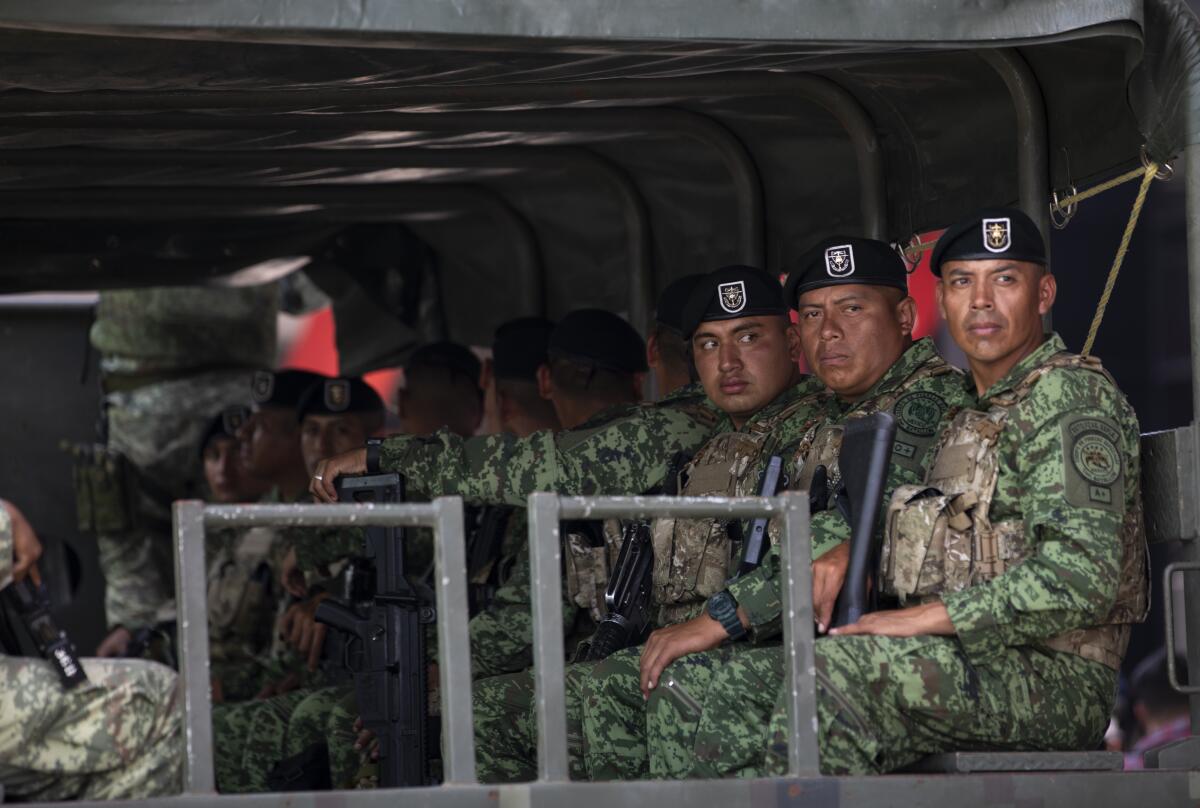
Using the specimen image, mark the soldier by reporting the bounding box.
[646,273,706,396]
[472,266,832,782]
[200,405,269,504]
[693,208,1147,776]
[398,340,484,437]
[88,284,277,656]
[240,368,329,503]
[581,238,970,779]
[0,498,182,801]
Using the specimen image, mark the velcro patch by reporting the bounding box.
[1061,416,1124,512]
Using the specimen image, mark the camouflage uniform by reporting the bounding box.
[474,379,829,782]
[86,285,277,629]
[690,334,1146,776]
[0,508,183,801]
[581,337,968,779]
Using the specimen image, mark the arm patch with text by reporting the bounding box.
[1061,415,1124,512]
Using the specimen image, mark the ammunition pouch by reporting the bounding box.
[65,442,141,535]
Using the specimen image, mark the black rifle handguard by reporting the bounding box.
[583,520,654,661]
[736,454,785,577]
[830,411,898,629]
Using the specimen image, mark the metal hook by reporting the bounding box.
[1049,185,1078,230]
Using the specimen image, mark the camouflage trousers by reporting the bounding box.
[213,684,358,792]
[581,643,739,780]
[0,655,182,801]
[603,636,1117,778]
[473,661,597,782]
[98,370,254,629]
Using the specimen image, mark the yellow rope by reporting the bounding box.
[1081,162,1159,356]
[1052,164,1148,210]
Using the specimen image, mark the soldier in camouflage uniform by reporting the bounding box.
[0,499,183,801]
[86,284,277,654]
[689,208,1147,777]
[470,266,833,782]
[581,238,971,779]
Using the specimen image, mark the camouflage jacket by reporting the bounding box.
[0,506,11,591]
[377,383,726,506]
[728,337,970,639]
[940,334,1144,666]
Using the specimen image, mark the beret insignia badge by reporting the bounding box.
[825,244,855,278]
[982,217,1011,253]
[718,281,746,314]
[251,370,274,404]
[325,379,351,412]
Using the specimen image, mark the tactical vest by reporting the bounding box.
[563,519,625,623]
[878,353,1148,670]
[793,358,960,501]
[651,393,826,626]
[207,526,278,659]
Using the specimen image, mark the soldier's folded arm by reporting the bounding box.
[941,400,1126,664]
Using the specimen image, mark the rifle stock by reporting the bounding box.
[830,411,897,629]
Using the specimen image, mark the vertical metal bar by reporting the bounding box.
[779,492,819,776]
[432,496,476,783]
[981,48,1052,330]
[527,492,568,781]
[1182,142,1200,733]
[172,500,214,794]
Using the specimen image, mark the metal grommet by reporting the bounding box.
[1141,145,1175,181]
[1049,185,1077,230]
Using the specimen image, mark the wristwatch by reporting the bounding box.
[706,590,747,641]
[365,437,383,473]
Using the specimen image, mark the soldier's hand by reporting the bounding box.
[812,541,850,634]
[96,626,133,657]
[639,613,732,699]
[310,448,369,503]
[2,499,42,586]
[828,601,954,638]
[280,546,308,599]
[279,592,331,670]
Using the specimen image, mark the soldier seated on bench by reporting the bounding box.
[675,207,1148,776]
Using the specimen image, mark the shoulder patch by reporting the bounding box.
[893,391,947,438]
[1061,415,1125,511]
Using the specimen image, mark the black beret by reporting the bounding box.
[199,405,251,458]
[680,265,788,338]
[785,237,908,305]
[251,369,328,410]
[405,341,482,389]
[548,309,648,374]
[930,207,1046,276]
[492,317,555,382]
[297,377,384,421]
[655,274,707,333]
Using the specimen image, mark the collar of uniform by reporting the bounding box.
[972,332,1066,402]
[659,381,707,405]
[738,379,819,431]
[829,337,939,417]
[575,400,642,431]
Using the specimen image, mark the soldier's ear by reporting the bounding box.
[1037,271,1057,316]
[784,322,803,363]
[895,295,918,337]
[536,363,554,401]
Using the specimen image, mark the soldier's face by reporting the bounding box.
[691,315,801,426]
[301,414,371,476]
[937,259,1055,377]
[237,406,302,479]
[795,284,916,401]
[203,437,254,503]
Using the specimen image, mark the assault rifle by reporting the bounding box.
[0,577,88,689]
[830,411,898,628]
[581,451,691,662]
[735,454,786,577]
[314,468,433,788]
[465,505,512,615]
